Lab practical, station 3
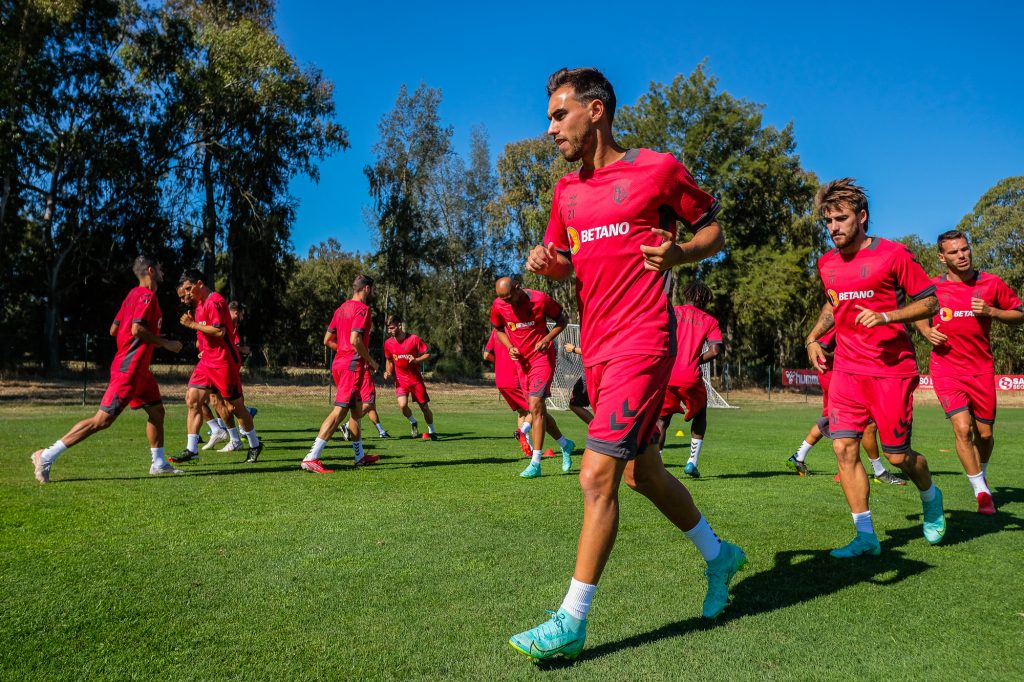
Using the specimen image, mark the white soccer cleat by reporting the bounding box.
[218,440,244,453]
[31,449,51,484]
[202,429,230,450]
[149,462,184,476]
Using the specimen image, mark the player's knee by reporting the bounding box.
[884,451,908,467]
[578,467,614,498]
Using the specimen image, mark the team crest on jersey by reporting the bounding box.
[860,265,870,279]
[567,226,581,255]
[612,180,631,204]
[827,289,840,306]
[940,307,953,322]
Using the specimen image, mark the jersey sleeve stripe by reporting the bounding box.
[909,284,937,301]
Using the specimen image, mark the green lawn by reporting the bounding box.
[2,397,1023,680]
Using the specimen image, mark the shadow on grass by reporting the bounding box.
[888,486,1024,548]
[704,470,797,480]
[405,456,521,468]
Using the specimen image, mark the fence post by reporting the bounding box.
[82,334,90,405]
[767,364,772,401]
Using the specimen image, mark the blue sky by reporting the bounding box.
[275,1,1023,257]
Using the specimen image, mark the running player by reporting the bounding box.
[490,276,574,477]
[805,178,945,558]
[301,274,381,473]
[914,230,1023,514]
[172,270,262,464]
[512,68,741,661]
[562,342,594,425]
[383,314,437,440]
[787,327,905,485]
[656,282,723,478]
[227,300,258,421]
[31,256,184,482]
[176,283,230,446]
[341,374,391,440]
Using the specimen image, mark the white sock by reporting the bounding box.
[187,434,200,453]
[41,440,68,464]
[376,422,387,435]
[795,441,813,462]
[684,515,722,562]
[920,483,937,503]
[531,449,542,465]
[870,457,886,476]
[560,578,597,621]
[228,427,241,444]
[427,423,435,434]
[557,435,570,448]
[521,421,532,435]
[151,447,166,466]
[982,462,989,477]
[688,438,703,465]
[408,416,417,425]
[216,418,227,429]
[852,511,875,534]
[967,472,990,496]
[241,429,260,448]
[353,440,365,461]
[206,419,221,433]
[306,438,327,461]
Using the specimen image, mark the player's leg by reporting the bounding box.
[143,403,181,475]
[686,406,708,475]
[521,393,547,477]
[416,395,436,439]
[788,421,822,475]
[358,400,389,438]
[949,410,981,476]
[397,393,418,437]
[224,395,262,462]
[656,414,672,454]
[32,408,118,483]
[201,397,229,448]
[172,386,208,463]
[302,404,350,473]
[972,420,996,513]
[349,399,377,465]
[865,423,905,485]
[569,376,594,425]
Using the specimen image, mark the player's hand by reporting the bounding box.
[180,311,195,328]
[197,351,203,359]
[383,370,391,380]
[526,243,559,275]
[854,305,886,328]
[563,342,575,354]
[640,229,683,271]
[535,339,551,353]
[164,339,183,354]
[508,346,520,360]
[971,297,992,316]
[806,341,828,373]
[922,323,948,346]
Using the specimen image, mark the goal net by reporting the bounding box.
[546,323,735,411]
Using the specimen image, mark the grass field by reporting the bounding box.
[3,396,1023,680]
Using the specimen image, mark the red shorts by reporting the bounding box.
[819,370,833,417]
[332,363,369,407]
[585,354,672,460]
[828,371,917,454]
[396,380,429,404]
[932,373,996,425]
[100,369,162,415]
[515,352,555,399]
[660,381,706,420]
[359,370,376,404]
[189,361,243,401]
[498,385,528,412]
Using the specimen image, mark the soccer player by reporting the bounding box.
[172,270,262,464]
[341,375,391,440]
[512,67,742,661]
[787,328,905,485]
[490,276,574,477]
[655,282,723,478]
[227,300,258,421]
[31,256,184,482]
[562,342,594,425]
[383,314,437,440]
[914,230,1024,514]
[301,274,381,473]
[805,178,945,558]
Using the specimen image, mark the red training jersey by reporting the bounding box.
[385,333,428,385]
[485,330,519,389]
[110,286,163,375]
[544,148,719,368]
[489,289,563,363]
[195,291,240,367]
[928,271,1023,377]
[329,299,372,370]
[817,237,935,377]
[668,305,723,387]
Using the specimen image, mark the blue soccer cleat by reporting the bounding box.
[561,438,575,473]
[922,487,946,544]
[509,608,586,661]
[829,531,882,558]
[520,461,541,478]
[684,462,701,479]
[703,541,746,618]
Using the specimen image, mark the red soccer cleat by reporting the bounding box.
[300,459,334,474]
[977,491,996,515]
[355,453,380,467]
[542,449,556,458]
[421,432,430,440]
[834,473,841,482]
[516,431,532,456]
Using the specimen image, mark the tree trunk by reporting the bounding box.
[202,144,216,284]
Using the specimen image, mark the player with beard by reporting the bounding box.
[914,230,1023,514]
[511,67,741,662]
[805,178,944,558]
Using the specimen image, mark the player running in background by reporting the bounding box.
[806,178,944,558]
[787,327,905,485]
[341,374,392,440]
[656,282,723,478]
[915,230,1024,514]
[562,342,594,425]
[512,67,742,661]
[173,270,262,464]
[227,300,259,421]
[32,256,184,482]
[383,314,437,440]
[490,276,574,477]
[301,275,380,473]
[176,283,230,446]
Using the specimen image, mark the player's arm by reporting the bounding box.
[563,343,582,355]
[913,318,948,346]
[805,303,835,371]
[131,322,182,353]
[180,311,227,339]
[642,222,725,272]
[973,301,1024,325]
[323,330,338,350]
[350,330,378,373]
[384,356,394,379]
[854,295,938,328]
[482,349,495,363]
[109,320,120,337]
[494,328,519,360]
[536,311,568,352]
[699,342,723,365]
[526,243,573,281]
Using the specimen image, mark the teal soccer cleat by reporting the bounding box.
[561,438,575,473]
[520,461,541,478]
[509,608,587,661]
[684,462,701,479]
[703,541,746,618]
[922,487,946,544]
[829,531,882,558]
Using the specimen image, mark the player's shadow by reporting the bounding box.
[253,428,320,433]
[404,456,521,468]
[425,431,507,442]
[884,492,1024,549]
[703,470,796,480]
[546,546,932,668]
